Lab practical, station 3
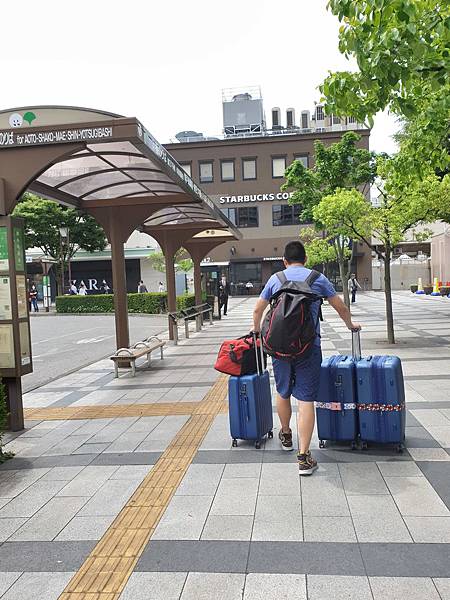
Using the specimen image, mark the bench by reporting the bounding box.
[168,303,213,344]
[110,336,165,377]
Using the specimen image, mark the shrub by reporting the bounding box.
[0,381,14,463]
[56,292,193,314]
[176,294,196,311]
[410,285,418,293]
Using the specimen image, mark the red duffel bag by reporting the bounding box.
[214,334,266,376]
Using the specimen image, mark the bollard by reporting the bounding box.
[431,277,440,296]
[415,277,425,294]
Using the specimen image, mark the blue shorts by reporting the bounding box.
[272,346,323,402]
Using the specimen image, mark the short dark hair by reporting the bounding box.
[284,241,306,264]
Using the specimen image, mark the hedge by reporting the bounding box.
[56,292,196,314]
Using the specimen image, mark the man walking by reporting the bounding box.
[252,241,361,475]
[219,275,231,316]
[348,273,361,303]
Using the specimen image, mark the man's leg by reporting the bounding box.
[276,393,292,432]
[351,289,356,303]
[223,296,228,315]
[297,400,315,454]
[273,359,294,451]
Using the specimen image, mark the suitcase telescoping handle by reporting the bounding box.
[252,331,265,376]
[351,329,362,361]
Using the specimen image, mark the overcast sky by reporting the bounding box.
[1,0,398,153]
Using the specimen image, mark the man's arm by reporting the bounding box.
[253,298,269,333]
[327,295,361,331]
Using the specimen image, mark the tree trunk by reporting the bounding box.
[335,238,350,307]
[384,248,395,344]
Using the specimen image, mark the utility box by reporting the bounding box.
[0,216,32,430]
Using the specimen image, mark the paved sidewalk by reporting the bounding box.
[0,292,449,599]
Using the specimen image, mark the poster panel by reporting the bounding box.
[16,275,28,318]
[0,324,14,368]
[19,321,31,366]
[0,276,12,320]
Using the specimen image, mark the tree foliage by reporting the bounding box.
[321,0,450,123]
[13,194,107,262]
[283,132,376,223]
[147,249,193,273]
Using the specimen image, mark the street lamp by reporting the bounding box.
[59,226,70,295]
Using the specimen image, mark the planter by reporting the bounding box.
[423,286,433,295]
[440,286,450,297]
[410,285,418,293]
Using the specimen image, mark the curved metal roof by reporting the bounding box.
[0,106,239,237]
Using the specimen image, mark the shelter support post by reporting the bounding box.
[164,244,178,341]
[109,214,130,350]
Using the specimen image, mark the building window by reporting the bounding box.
[272,204,302,226]
[220,160,235,182]
[221,206,258,228]
[242,158,257,180]
[180,163,191,177]
[315,105,325,121]
[272,156,286,178]
[347,116,357,124]
[332,115,341,125]
[199,161,213,183]
[294,155,309,168]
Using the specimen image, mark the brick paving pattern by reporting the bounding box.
[0,292,449,599]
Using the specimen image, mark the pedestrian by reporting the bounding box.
[100,280,110,294]
[70,281,78,295]
[78,281,87,296]
[158,281,164,293]
[219,275,231,316]
[245,280,254,295]
[29,284,39,312]
[252,241,361,475]
[137,280,148,293]
[348,273,362,303]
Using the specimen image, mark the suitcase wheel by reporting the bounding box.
[319,440,326,449]
[268,431,274,439]
[255,441,261,450]
[361,441,368,451]
[232,439,238,448]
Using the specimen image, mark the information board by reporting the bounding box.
[0,228,8,270]
[0,324,14,368]
[13,227,25,271]
[0,276,12,320]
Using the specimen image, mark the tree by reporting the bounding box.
[147,249,193,273]
[320,1,450,174]
[314,169,449,343]
[321,1,449,122]
[299,227,352,273]
[283,131,376,304]
[13,194,107,294]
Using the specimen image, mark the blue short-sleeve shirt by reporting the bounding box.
[260,266,336,347]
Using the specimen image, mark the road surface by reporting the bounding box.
[23,313,168,392]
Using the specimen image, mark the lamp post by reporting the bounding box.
[59,226,69,295]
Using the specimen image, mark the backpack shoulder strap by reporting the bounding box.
[305,269,321,287]
[275,271,288,285]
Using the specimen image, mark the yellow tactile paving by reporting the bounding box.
[58,375,228,600]
[24,401,202,421]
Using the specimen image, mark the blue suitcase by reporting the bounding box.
[229,333,273,449]
[356,353,406,452]
[316,355,358,449]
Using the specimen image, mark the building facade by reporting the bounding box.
[166,93,372,293]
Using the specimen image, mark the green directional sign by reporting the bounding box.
[13,227,25,271]
[0,228,8,271]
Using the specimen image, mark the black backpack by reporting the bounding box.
[261,270,322,361]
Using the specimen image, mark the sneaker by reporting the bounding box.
[278,429,293,451]
[297,451,318,475]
